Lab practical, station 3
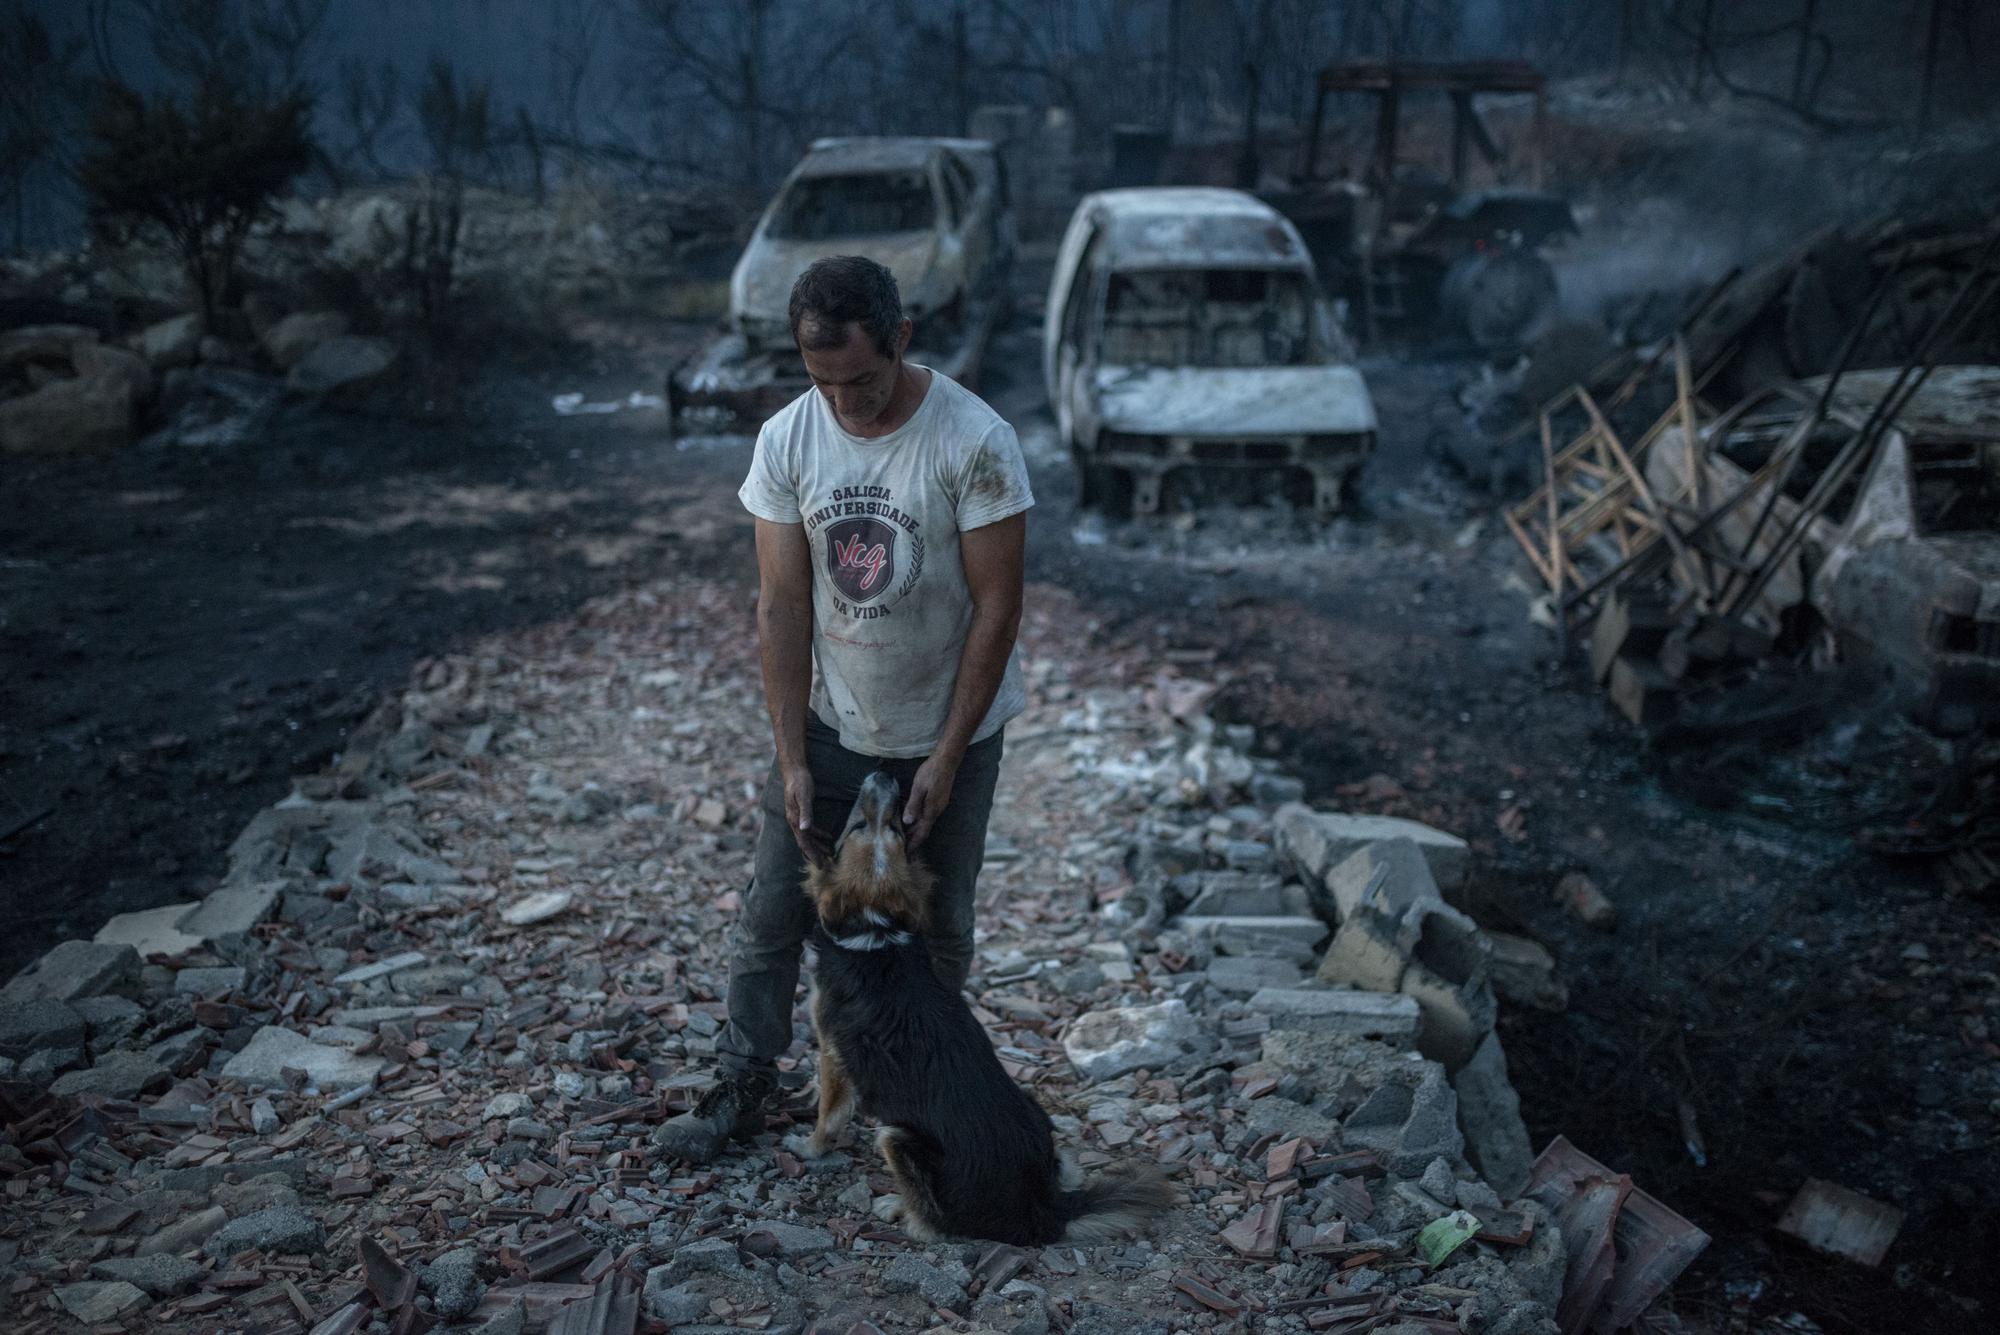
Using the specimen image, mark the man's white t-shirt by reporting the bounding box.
[737,368,1035,759]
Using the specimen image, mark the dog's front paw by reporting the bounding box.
[869,1193,903,1223]
[782,1130,831,1160]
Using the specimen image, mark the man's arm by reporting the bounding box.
[753,517,829,864]
[902,511,1026,846]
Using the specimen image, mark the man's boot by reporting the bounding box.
[651,1070,775,1163]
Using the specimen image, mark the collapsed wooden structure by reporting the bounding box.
[1505,233,2000,728]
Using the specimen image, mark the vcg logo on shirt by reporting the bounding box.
[825,517,898,604]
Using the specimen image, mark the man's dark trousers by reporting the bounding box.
[716,713,1004,1079]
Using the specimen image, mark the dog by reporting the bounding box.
[790,770,1175,1246]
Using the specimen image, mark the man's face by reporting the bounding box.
[800,319,910,432]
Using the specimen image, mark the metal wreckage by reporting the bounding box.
[1506,215,2000,896]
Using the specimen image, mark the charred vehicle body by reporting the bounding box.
[1647,366,2000,731]
[670,137,1013,427]
[1044,187,1377,516]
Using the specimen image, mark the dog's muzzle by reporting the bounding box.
[837,771,902,855]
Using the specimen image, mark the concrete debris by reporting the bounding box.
[221,1024,386,1091]
[2,940,141,1004]
[87,1253,204,1297]
[206,1204,328,1259]
[55,1279,150,1323]
[1775,1178,1904,1268]
[1247,987,1421,1041]
[1552,872,1618,930]
[1344,1069,1467,1176]
[48,1048,169,1099]
[1277,803,1471,892]
[0,579,1691,1333]
[500,889,574,925]
[1486,931,1569,1012]
[92,902,206,957]
[1061,999,1205,1081]
[1452,1032,1535,1198]
[421,1247,487,1319]
[884,1252,971,1306]
[0,997,86,1060]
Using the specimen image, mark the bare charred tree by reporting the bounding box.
[334,56,400,182]
[0,2,85,254]
[626,0,782,197]
[79,76,314,323]
[548,0,615,148]
[403,55,492,334]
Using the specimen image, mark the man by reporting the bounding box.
[655,255,1034,1163]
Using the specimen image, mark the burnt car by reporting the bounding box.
[1646,365,2000,730]
[1044,187,1376,516]
[670,136,1013,427]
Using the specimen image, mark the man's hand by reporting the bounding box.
[783,766,832,867]
[902,753,959,849]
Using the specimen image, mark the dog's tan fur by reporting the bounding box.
[798,773,1174,1244]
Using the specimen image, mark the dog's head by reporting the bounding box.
[803,770,934,944]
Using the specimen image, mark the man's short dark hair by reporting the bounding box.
[789,255,903,358]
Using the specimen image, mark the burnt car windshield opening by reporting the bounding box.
[1910,441,2000,534]
[768,171,937,240]
[1100,268,1315,369]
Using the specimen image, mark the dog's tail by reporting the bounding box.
[1055,1163,1177,1242]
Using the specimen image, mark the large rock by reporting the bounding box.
[260,311,350,369]
[1248,988,1420,1042]
[0,998,85,1060]
[72,994,146,1042]
[0,322,98,371]
[1062,1000,1205,1082]
[74,340,156,404]
[1453,1031,1533,1198]
[287,335,397,397]
[2,941,140,1004]
[221,1025,385,1092]
[93,903,206,958]
[50,1049,169,1099]
[0,369,135,453]
[131,313,203,370]
[1278,805,1470,894]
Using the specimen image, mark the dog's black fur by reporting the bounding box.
[800,772,1172,1245]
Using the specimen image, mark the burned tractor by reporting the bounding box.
[1262,61,1576,352]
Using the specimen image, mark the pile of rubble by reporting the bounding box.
[0,308,400,456]
[0,577,1701,1333]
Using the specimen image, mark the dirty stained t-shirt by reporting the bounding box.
[737,367,1035,759]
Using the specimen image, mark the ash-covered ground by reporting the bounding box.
[4,288,1995,1330]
